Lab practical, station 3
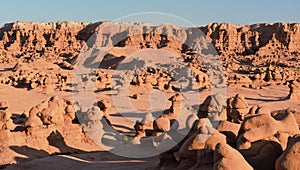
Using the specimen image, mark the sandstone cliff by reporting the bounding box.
[0,21,299,65]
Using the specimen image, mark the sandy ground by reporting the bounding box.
[4,152,158,170]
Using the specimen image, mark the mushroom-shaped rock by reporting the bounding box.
[84,106,103,121]
[287,80,300,100]
[217,121,241,147]
[153,117,170,133]
[198,93,227,121]
[167,93,184,119]
[39,108,56,125]
[65,104,76,120]
[227,94,249,123]
[97,100,111,112]
[175,118,227,169]
[25,112,43,128]
[213,143,253,170]
[0,110,14,130]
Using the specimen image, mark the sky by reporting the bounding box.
[0,0,299,26]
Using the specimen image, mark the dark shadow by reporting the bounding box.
[98,54,126,69]
[101,133,122,148]
[110,111,162,119]
[257,93,288,99]
[9,130,88,164]
[94,88,111,93]
[245,97,287,102]
[9,145,49,163]
[239,140,283,170]
[112,58,145,70]
[10,113,26,132]
[10,126,25,132]
[47,130,85,154]
[219,131,237,147]
[10,113,26,124]
[0,164,11,169]
[0,67,13,72]
[7,122,158,169]
[272,109,290,121]
[7,148,158,170]
[76,22,103,41]
[63,89,76,93]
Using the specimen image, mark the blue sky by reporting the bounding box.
[0,0,299,26]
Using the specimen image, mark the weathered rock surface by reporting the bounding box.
[213,143,253,170]
[275,135,300,170]
[227,94,249,123]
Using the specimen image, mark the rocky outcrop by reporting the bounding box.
[275,135,300,170]
[0,21,300,93]
[237,112,299,170]
[0,96,101,165]
[227,94,249,123]
[198,93,227,122]
[213,143,253,170]
[0,21,89,64]
[201,23,300,56]
[1,22,300,61]
[287,80,300,100]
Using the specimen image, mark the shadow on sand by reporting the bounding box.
[6,130,157,170]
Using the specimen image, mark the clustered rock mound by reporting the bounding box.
[0,97,101,165]
[143,93,300,170]
[275,135,300,170]
[129,62,211,91]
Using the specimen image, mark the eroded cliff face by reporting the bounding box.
[0,21,299,92]
[0,21,98,64]
[201,22,300,56]
[0,21,299,64]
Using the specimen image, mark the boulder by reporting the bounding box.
[198,93,227,122]
[213,143,253,170]
[237,112,299,170]
[153,117,170,133]
[227,94,249,123]
[275,135,300,170]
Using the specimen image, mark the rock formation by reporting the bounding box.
[1,21,300,169]
[213,143,253,170]
[275,135,300,170]
[287,80,300,100]
[198,93,227,122]
[227,94,249,123]
[237,112,299,170]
